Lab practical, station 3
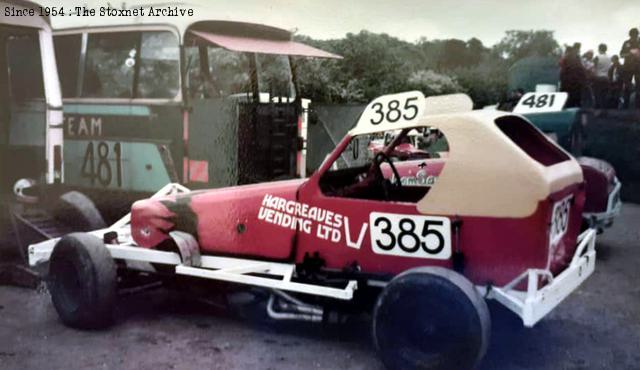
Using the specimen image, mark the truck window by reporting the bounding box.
[256,54,295,100]
[82,31,179,99]
[185,46,296,100]
[53,34,81,98]
[83,32,137,98]
[137,31,180,98]
[6,31,44,101]
[207,47,251,96]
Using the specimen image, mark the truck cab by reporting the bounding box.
[53,14,339,199]
[10,6,340,257]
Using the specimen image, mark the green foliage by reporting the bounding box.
[407,70,463,96]
[294,29,560,107]
[452,62,509,108]
[494,30,562,63]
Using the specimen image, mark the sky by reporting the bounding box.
[36,0,640,54]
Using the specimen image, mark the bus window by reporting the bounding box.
[256,54,295,100]
[53,34,81,98]
[207,47,251,97]
[82,32,138,98]
[184,46,202,98]
[138,31,179,99]
[7,31,44,101]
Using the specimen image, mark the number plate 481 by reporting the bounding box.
[370,212,451,260]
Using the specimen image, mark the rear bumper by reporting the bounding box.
[583,177,622,229]
[485,228,596,327]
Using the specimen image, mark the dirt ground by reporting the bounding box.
[0,204,639,370]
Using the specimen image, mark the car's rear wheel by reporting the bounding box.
[48,233,116,329]
[373,267,490,370]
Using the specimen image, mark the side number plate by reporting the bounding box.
[550,195,572,246]
[370,212,451,259]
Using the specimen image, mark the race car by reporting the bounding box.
[367,129,432,160]
[30,92,597,370]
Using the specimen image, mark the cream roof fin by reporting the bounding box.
[349,91,474,136]
[424,93,473,116]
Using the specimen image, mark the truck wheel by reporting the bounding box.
[48,233,117,329]
[54,191,107,231]
[373,267,490,370]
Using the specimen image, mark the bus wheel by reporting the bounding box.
[48,233,116,329]
[54,191,107,231]
[373,267,490,370]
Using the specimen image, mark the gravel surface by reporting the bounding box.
[0,204,638,370]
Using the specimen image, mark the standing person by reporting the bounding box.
[582,50,595,73]
[581,50,596,107]
[560,46,586,108]
[620,28,640,109]
[593,44,613,109]
[573,42,582,56]
[608,55,624,108]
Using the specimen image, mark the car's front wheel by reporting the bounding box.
[48,233,117,329]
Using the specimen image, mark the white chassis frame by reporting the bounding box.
[28,183,597,327]
[583,177,622,229]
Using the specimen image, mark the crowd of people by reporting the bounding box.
[560,27,640,109]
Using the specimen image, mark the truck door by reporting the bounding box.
[237,53,301,184]
[184,27,340,187]
[1,26,47,190]
[238,100,300,184]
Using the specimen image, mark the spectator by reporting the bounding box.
[620,28,640,109]
[497,88,525,111]
[581,50,596,107]
[608,55,624,108]
[582,50,595,74]
[593,44,613,109]
[560,46,586,108]
[573,42,582,56]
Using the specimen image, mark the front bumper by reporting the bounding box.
[583,177,622,229]
[485,228,596,327]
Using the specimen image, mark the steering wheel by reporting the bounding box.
[372,152,403,199]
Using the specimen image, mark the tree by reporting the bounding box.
[293,29,559,106]
[494,30,561,63]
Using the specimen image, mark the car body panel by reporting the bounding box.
[132,179,305,260]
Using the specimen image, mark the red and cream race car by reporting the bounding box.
[30,92,597,370]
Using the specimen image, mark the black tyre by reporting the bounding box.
[373,267,490,370]
[48,233,117,329]
[54,191,107,231]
